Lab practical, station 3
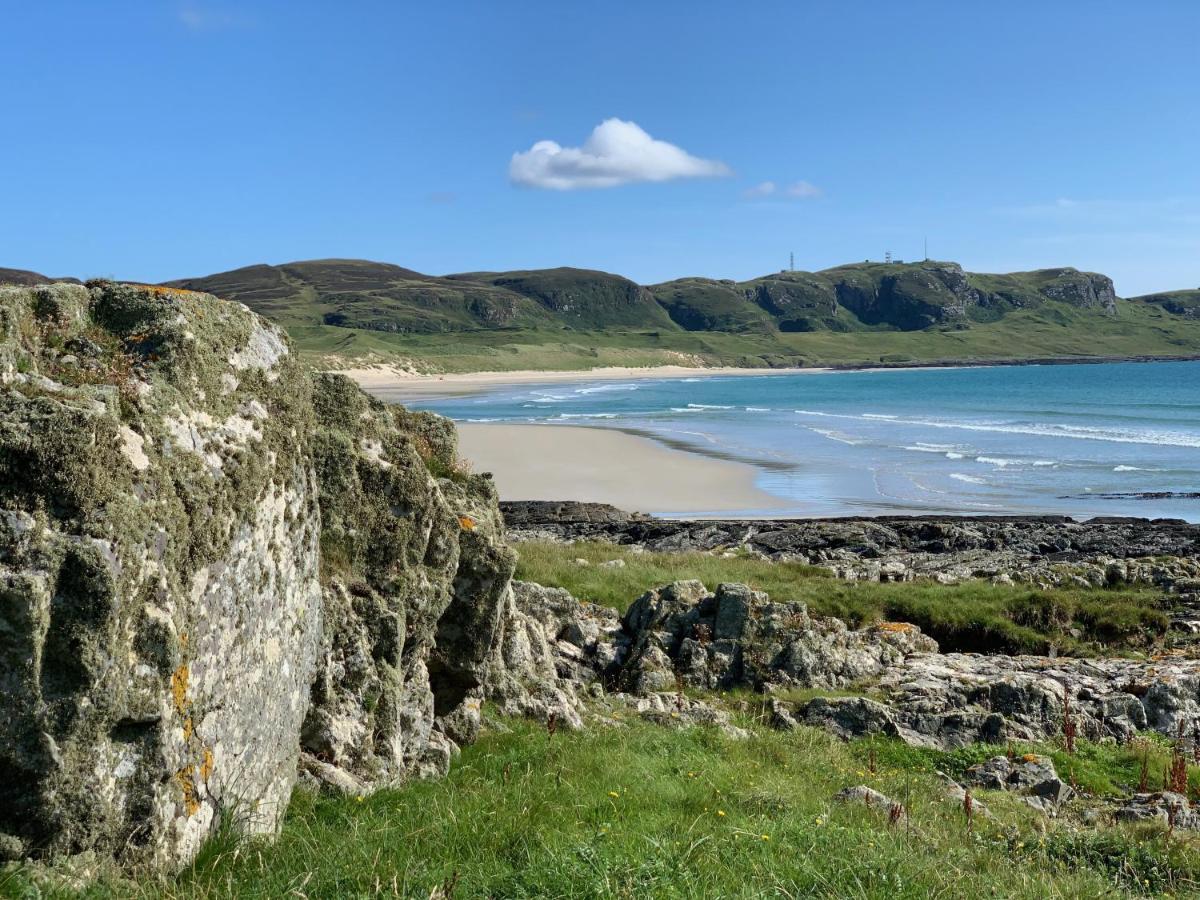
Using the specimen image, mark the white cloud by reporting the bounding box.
[509,118,731,190]
[742,180,821,200]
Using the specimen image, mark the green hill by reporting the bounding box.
[0,267,81,286]
[1129,287,1200,319]
[160,257,1200,371]
[166,258,1126,337]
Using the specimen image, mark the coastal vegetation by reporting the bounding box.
[10,718,1200,898]
[513,540,1171,657]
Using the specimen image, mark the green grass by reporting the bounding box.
[290,299,1200,372]
[11,720,1200,898]
[513,540,1170,655]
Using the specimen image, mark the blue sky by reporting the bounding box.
[3,1,1198,295]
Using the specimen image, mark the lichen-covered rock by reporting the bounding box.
[300,373,464,785]
[474,581,617,732]
[0,282,322,868]
[964,755,1072,811]
[0,284,551,871]
[616,581,936,693]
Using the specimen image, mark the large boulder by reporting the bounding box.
[0,283,544,871]
[0,282,323,868]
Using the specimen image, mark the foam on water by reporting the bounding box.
[414,360,1200,521]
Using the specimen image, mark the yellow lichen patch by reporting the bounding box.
[873,622,917,633]
[180,631,189,649]
[199,748,214,782]
[171,664,190,715]
[458,516,477,531]
[1021,753,1041,763]
[182,716,194,742]
[130,284,202,298]
[175,766,201,817]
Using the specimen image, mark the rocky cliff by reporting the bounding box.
[0,282,563,869]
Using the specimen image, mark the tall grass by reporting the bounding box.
[14,720,1200,898]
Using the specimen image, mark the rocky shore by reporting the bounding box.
[500,501,1200,594]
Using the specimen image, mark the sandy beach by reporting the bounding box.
[346,363,824,402]
[456,424,787,516]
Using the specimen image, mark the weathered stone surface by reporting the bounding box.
[1114,792,1200,829]
[964,755,1072,812]
[758,650,1200,750]
[0,284,559,871]
[615,581,936,694]
[834,785,895,809]
[0,282,322,868]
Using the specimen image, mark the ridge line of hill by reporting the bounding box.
[5,259,1199,371]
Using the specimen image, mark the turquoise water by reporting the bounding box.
[414,361,1200,521]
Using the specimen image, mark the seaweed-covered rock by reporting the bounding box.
[0,282,322,868]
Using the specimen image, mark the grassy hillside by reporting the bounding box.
[161,258,1200,371]
[0,267,80,286]
[1131,288,1200,319]
[281,297,1200,372]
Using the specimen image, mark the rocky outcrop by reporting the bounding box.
[760,650,1200,751]
[1037,270,1117,313]
[501,505,1200,594]
[0,282,323,868]
[964,755,1072,814]
[0,283,557,870]
[501,574,1200,754]
[615,581,936,693]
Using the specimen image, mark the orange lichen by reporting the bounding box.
[199,748,214,782]
[175,766,201,816]
[171,664,190,715]
[131,284,202,298]
[182,716,194,742]
[1021,753,1040,763]
[874,622,917,633]
[458,516,477,531]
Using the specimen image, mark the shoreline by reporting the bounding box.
[342,353,1200,401]
[345,363,825,401]
[456,424,789,516]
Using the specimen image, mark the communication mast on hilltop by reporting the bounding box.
[884,250,893,264]
[789,251,795,272]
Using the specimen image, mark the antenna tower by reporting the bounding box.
[789,251,794,272]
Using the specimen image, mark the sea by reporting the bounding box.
[411,360,1200,521]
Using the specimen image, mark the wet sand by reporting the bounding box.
[456,424,788,517]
